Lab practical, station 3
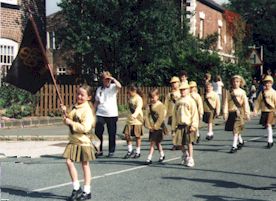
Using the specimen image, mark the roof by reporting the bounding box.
[198,0,225,13]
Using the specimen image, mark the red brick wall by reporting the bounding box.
[195,1,233,55]
[0,0,45,43]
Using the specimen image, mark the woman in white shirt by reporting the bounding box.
[212,75,224,104]
[94,71,122,157]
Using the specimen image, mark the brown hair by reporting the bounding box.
[148,88,159,98]
[215,75,222,82]
[179,70,188,77]
[205,82,213,89]
[127,83,144,98]
[204,73,211,80]
[79,84,93,98]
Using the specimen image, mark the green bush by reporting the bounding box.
[0,85,36,118]
[0,98,5,109]
[118,104,129,113]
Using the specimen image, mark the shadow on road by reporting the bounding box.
[1,186,67,200]
[162,176,276,193]
[194,194,267,201]
[158,165,276,180]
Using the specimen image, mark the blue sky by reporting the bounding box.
[46,0,229,16]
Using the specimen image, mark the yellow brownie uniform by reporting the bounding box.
[254,88,276,126]
[145,100,166,143]
[165,90,181,125]
[123,94,144,140]
[190,92,204,121]
[63,101,96,162]
[203,91,220,124]
[224,88,250,134]
[172,95,199,145]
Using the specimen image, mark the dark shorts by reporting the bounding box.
[259,111,275,127]
[123,124,143,140]
[175,125,196,145]
[149,130,163,143]
[225,112,244,134]
[203,111,215,124]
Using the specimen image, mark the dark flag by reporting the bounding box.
[3,19,50,94]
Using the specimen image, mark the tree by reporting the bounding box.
[227,0,276,72]
[58,0,187,86]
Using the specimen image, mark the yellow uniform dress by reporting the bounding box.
[123,94,144,140]
[145,100,166,143]
[171,95,199,145]
[203,91,220,124]
[223,88,250,134]
[254,88,276,126]
[165,90,181,125]
[63,101,96,162]
[190,92,204,128]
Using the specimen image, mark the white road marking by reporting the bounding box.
[29,133,274,193]
[30,157,180,193]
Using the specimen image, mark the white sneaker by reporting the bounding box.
[186,158,195,167]
[181,155,189,165]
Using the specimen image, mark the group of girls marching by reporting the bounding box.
[122,73,276,168]
[60,72,276,201]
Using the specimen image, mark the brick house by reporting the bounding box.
[0,0,45,84]
[184,0,237,62]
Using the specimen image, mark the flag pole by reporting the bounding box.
[28,10,64,105]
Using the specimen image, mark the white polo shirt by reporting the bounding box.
[95,83,119,117]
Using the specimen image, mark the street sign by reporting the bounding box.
[248,49,262,65]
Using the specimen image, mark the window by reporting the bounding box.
[47,31,56,49]
[0,0,18,5]
[57,66,66,75]
[217,20,223,50]
[0,38,18,81]
[199,19,204,39]
[218,26,222,49]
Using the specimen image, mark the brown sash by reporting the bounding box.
[204,93,215,111]
[230,89,242,108]
[170,93,177,104]
[149,105,168,135]
[262,91,274,110]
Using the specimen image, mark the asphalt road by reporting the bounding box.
[1,117,276,201]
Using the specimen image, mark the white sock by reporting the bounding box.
[147,154,152,160]
[160,151,165,157]
[83,185,91,194]
[232,135,238,148]
[207,132,214,136]
[136,147,141,154]
[72,181,80,190]
[238,135,243,143]
[197,130,200,137]
[128,144,133,152]
[267,126,273,143]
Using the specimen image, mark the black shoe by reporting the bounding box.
[68,188,82,201]
[107,152,114,158]
[145,159,152,165]
[196,136,200,144]
[77,192,91,201]
[229,147,237,153]
[267,142,274,149]
[158,155,165,162]
[123,150,134,159]
[206,136,213,140]
[171,145,177,151]
[95,152,103,158]
[132,153,141,159]
[237,142,244,150]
